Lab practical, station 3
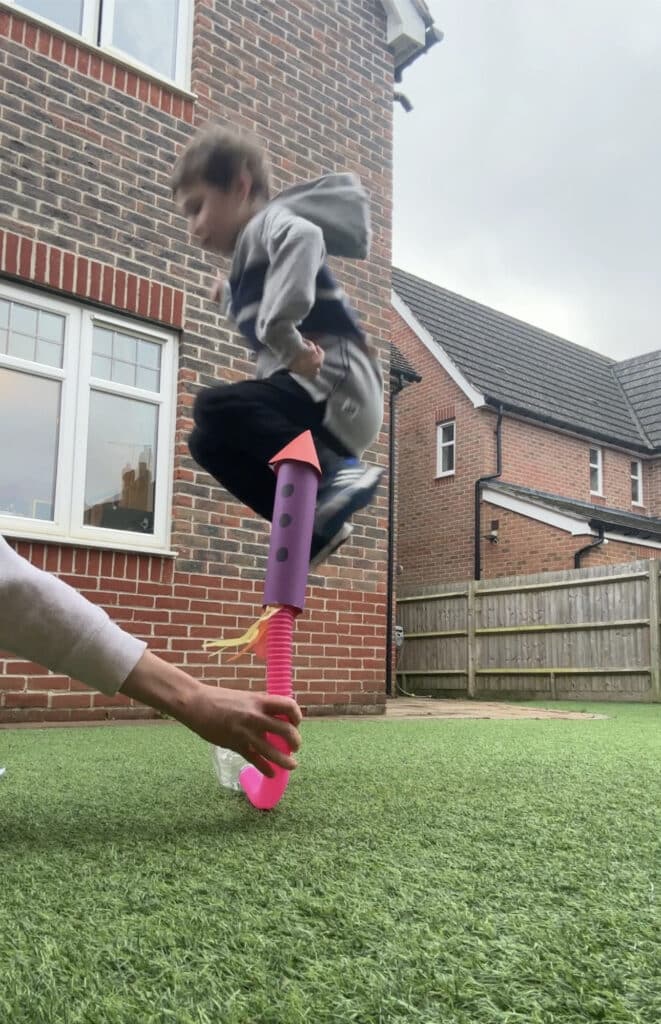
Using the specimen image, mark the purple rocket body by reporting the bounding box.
[262,431,321,612]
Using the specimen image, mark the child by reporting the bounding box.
[171,126,384,566]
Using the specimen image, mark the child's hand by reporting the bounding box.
[210,271,225,304]
[289,340,325,379]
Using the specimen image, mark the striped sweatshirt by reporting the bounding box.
[221,173,383,455]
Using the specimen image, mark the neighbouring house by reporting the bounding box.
[0,0,441,723]
[392,267,661,586]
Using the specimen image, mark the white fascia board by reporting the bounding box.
[482,487,590,536]
[392,289,486,408]
[483,487,661,550]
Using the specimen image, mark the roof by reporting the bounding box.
[614,350,661,449]
[390,343,421,382]
[489,480,661,542]
[393,267,660,453]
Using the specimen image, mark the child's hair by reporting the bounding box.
[171,125,271,199]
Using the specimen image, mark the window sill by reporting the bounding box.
[435,472,456,480]
[2,2,197,101]
[0,524,177,559]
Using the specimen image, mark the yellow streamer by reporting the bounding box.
[204,605,281,662]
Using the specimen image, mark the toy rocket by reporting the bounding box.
[207,431,321,810]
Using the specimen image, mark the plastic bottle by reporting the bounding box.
[211,745,248,792]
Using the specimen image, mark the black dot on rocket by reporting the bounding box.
[276,547,289,562]
[279,513,292,527]
[282,484,295,497]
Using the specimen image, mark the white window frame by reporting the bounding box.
[589,446,603,496]
[436,420,456,478]
[631,459,644,506]
[0,281,176,553]
[7,0,193,90]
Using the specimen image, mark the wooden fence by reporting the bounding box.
[396,559,661,702]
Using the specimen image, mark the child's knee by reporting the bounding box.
[193,385,232,429]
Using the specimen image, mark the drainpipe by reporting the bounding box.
[574,526,606,568]
[386,373,405,697]
[474,405,504,581]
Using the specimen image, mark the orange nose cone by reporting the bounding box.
[269,430,321,475]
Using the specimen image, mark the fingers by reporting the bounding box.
[261,695,303,728]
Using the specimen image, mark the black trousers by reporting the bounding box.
[188,371,350,522]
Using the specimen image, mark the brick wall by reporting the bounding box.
[0,2,393,723]
[479,506,661,578]
[392,312,496,584]
[499,416,655,514]
[393,309,661,586]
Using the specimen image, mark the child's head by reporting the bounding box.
[172,125,271,256]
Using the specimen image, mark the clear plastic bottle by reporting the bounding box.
[211,745,248,792]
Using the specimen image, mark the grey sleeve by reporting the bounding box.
[256,208,325,365]
[0,535,146,695]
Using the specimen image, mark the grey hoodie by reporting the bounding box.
[0,534,145,695]
[223,173,383,456]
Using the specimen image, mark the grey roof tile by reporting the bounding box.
[393,267,658,451]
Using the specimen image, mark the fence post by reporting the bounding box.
[649,559,660,700]
[467,581,476,698]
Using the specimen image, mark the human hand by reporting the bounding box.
[182,685,302,776]
[210,270,225,304]
[289,340,325,379]
[120,651,302,776]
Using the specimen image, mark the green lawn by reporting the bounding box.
[1,704,659,1024]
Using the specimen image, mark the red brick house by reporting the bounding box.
[0,0,440,723]
[392,268,661,587]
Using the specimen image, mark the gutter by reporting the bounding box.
[474,405,504,581]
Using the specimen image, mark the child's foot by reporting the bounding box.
[310,522,353,569]
[314,460,384,539]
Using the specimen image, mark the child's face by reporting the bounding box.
[176,176,253,256]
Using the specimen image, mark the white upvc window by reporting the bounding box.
[631,460,644,505]
[8,0,192,88]
[589,446,603,496]
[436,420,455,478]
[0,281,176,552]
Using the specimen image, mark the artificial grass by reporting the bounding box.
[0,704,659,1023]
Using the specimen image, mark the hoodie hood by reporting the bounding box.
[271,173,371,260]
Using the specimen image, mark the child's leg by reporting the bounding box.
[188,373,337,521]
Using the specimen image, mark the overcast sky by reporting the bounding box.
[393,0,661,360]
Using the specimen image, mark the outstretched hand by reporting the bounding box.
[182,685,302,777]
[120,651,302,776]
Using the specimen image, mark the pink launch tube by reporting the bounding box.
[238,605,296,809]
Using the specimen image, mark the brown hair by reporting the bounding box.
[171,125,271,199]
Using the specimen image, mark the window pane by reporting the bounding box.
[15,0,83,34]
[0,300,9,327]
[590,466,600,492]
[442,422,455,444]
[11,303,38,336]
[110,0,180,79]
[84,391,158,534]
[113,333,137,364]
[3,300,64,368]
[38,311,65,345]
[589,448,599,467]
[136,366,159,392]
[632,477,640,503]
[138,339,161,370]
[93,328,113,358]
[442,443,455,474]
[113,360,137,387]
[0,367,59,521]
[92,326,162,390]
[8,332,35,362]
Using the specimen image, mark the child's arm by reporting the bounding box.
[257,207,325,368]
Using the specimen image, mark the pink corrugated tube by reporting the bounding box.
[239,605,296,809]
